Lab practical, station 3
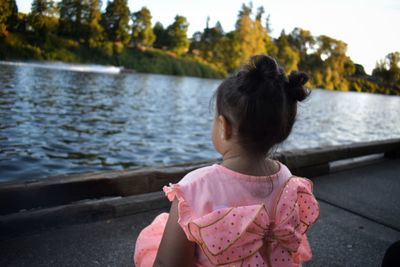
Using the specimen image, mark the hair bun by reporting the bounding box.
[246,55,281,80]
[286,71,310,102]
[238,55,283,95]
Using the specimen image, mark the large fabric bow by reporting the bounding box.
[187,177,319,267]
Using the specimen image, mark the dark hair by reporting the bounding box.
[215,54,310,155]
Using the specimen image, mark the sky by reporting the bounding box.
[16,0,400,74]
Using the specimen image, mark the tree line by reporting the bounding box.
[0,0,399,94]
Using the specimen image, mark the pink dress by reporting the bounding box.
[134,161,320,267]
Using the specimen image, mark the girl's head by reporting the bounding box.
[212,54,310,157]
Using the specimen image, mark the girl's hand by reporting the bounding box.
[153,198,196,267]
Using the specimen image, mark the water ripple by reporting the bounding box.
[0,63,400,181]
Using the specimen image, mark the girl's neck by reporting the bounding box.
[221,151,278,177]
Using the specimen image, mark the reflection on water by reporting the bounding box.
[1,63,400,181]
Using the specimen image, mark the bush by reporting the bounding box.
[45,48,79,62]
[117,48,225,78]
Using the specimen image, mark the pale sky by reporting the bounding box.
[16,0,400,74]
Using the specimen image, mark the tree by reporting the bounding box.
[220,31,241,72]
[153,21,168,49]
[101,0,131,44]
[288,28,315,56]
[131,7,155,48]
[287,28,315,72]
[314,35,355,90]
[0,0,18,37]
[231,4,268,70]
[353,64,366,77]
[193,19,224,60]
[29,0,57,36]
[6,0,18,29]
[189,30,202,54]
[87,0,104,47]
[274,30,300,73]
[59,0,91,39]
[31,0,56,16]
[263,11,277,57]
[165,15,189,55]
[373,52,400,83]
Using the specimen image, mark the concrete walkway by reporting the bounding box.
[1,158,399,267]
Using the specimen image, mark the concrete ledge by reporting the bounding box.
[0,160,214,215]
[1,139,399,216]
[0,191,168,239]
[280,139,400,170]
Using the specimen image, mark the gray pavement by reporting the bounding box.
[313,158,400,231]
[1,158,399,267]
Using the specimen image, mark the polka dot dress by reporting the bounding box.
[134,164,319,267]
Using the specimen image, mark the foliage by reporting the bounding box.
[101,0,131,44]
[372,52,400,84]
[6,0,18,30]
[275,31,300,73]
[116,48,225,78]
[86,0,104,47]
[189,19,226,69]
[165,15,189,55]
[29,0,58,37]
[59,0,86,39]
[353,64,367,77]
[131,6,155,48]
[232,3,267,70]
[152,22,168,49]
[0,0,18,37]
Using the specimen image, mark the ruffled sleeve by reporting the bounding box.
[162,183,195,241]
[275,177,320,264]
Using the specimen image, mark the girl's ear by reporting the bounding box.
[218,115,233,140]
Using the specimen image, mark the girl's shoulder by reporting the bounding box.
[178,164,219,186]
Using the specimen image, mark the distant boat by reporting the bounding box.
[0,61,122,74]
[120,67,136,74]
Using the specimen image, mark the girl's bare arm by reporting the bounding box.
[153,198,196,267]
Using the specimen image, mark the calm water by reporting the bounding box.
[1,62,400,182]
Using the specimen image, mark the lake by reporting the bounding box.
[1,62,400,182]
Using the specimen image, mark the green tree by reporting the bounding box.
[87,0,104,47]
[59,0,91,39]
[153,21,168,49]
[220,31,241,72]
[131,7,156,48]
[253,7,268,55]
[189,30,202,54]
[191,18,225,68]
[0,0,18,37]
[288,28,315,55]
[287,27,315,72]
[274,30,300,73]
[101,0,131,44]
[165,15,189,55]
[6,0,18,29]
[386,52,400,82]
[231,4,268,70]
[353,63,366,77]
[263,11,277,57]
[373,52,400,83]
[31,0,56,16]
[315,35,355,90]
[29,0,57,36]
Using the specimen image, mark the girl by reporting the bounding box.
[134,55,320,267]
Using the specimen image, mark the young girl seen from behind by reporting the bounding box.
[134,55,320,267]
